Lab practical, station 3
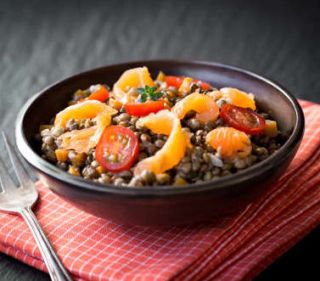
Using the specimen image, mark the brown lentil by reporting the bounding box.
[114,178,126,186]
[154,139,165,148]
[82,166,98,179]
[187,118,201,131]
[173,177,187,186]
[156,173,171,185]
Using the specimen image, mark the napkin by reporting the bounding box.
[0,100,319,281]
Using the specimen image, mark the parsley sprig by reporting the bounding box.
[138,86,163,103]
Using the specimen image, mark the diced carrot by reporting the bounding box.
[178,77,193,95]
[68,166,80,176]
[108,98,123,110]
[55,149,68,162]
[156,71,166,82]
[96,165,105,174]
[264,120,278,137]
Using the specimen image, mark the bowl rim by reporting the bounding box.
[15,59,305,197]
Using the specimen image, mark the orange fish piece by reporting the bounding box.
[172,93,219,123]
[134,110,187,175]
[54,100,117,153]
[112,67,154,104]
[220,87,256,110]
[206,127,252,159]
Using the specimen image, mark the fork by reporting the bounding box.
[0,132,72,281]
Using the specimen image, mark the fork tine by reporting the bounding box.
[0,159,17,193]
[1,132,33,188]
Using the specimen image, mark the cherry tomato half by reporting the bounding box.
[220,104,266,135]
[87,86,109,102]
[165,76,212,90]
[125,100,165,116]
[193,79,212,91]
[95,125,139,172]
[165,76,184,88]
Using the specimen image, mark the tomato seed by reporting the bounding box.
[108,153,118,163]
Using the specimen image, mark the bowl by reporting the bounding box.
[15,60,304,226]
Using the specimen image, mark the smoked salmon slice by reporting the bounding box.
[206,127,252,159]
[172,93,219,123]
[112,67,154,104]
[54,100,117,153]
[220,88,256,110]
[134,110,187,175]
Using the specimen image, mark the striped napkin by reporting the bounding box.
[0,100,319,281]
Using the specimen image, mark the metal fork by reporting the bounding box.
[0,132,72,281]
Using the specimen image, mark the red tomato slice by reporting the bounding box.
[87,86,109,102]
[193,79,211,90]
[125,100,165,116]
[165,76,212,90]
[220,104,266,135]
[165,76,184,88]
[95,125,139,172]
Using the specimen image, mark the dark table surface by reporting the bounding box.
[0,0,319,280]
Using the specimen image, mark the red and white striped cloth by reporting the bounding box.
[0,100,319,281]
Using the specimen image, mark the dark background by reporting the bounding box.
[0,0,319,280]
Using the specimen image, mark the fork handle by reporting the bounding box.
[20,207,73,281]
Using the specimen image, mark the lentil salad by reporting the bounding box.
[38,67,287,187]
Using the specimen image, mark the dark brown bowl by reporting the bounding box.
[15,60,304,226]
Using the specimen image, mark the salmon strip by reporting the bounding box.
[220,87,256,110]
[112,67,154,104]
[55,100,117,153]
[172,93,219,123]
[134,110,187,175]
[206,127,252,159]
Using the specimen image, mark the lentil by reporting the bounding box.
[156,173,171,185]
[154,139,165,148]
[66,119,78,130]
[234,158,248,169]
[51,127,64,137]
[117,170,132,179]
[43,135,55,145]
[140,170,156,185]
[114,178,126,186]
[118,113,130,122]
[147,144,157,155]
[82,166,98,179]
[98,174,111,184]
[128,176,143,187]
[178,162,192,174]
[173,177,187,186]
[187,118,201,131]
[203,171,213,181]
[192,161,201,172]
[140,133,151,142]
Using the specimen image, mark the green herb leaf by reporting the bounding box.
[149,90,163,101]
[138,86,163,103]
